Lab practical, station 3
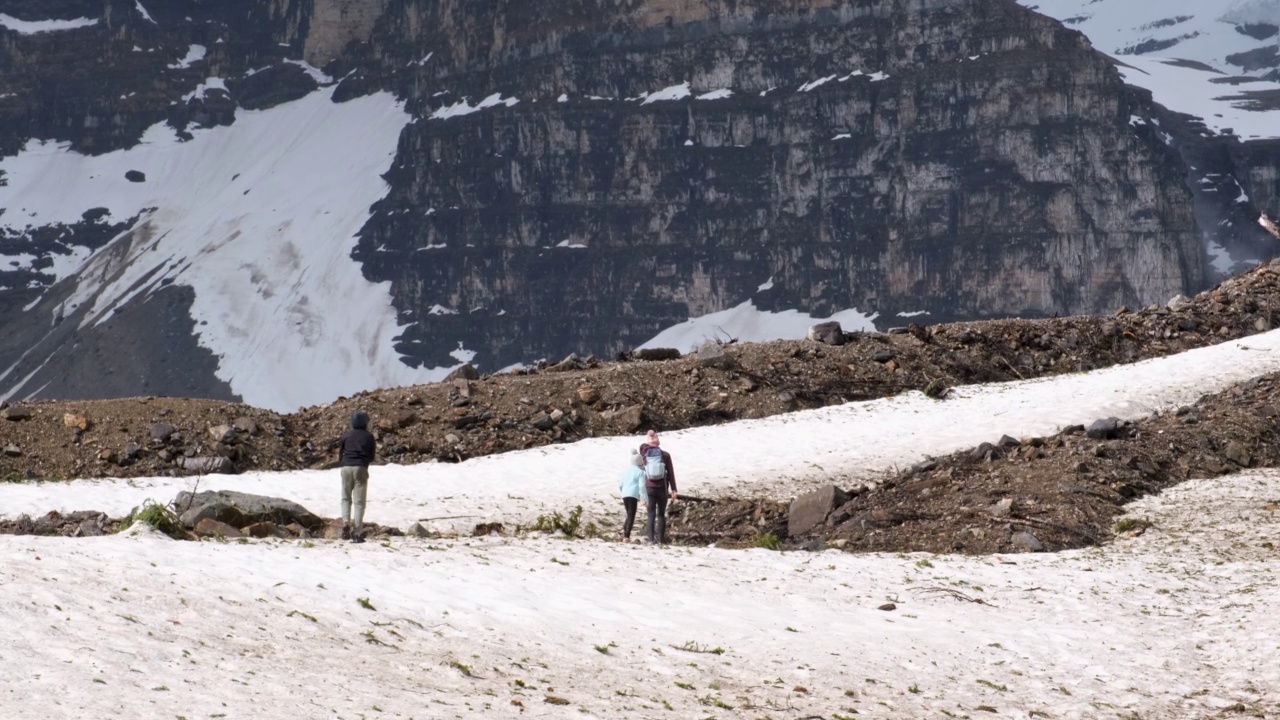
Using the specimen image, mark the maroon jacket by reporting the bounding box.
[638,443,676,493]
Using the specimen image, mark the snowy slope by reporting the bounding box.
[0,88,457,412]
[1,329,1279,717]
[1023,0,1280,138]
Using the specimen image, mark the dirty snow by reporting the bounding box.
[3,331,1280,717]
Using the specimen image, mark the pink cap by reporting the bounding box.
[646,429,660,445]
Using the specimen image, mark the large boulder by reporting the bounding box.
[176,456,235,474]
[806,321,845,346]
[1086,417,1123,440]
[174,490,325,531]
[633,348,681,361]
[787,484,851,538]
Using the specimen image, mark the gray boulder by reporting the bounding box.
[176,456,235,474]
[1086,417,1122,440]
[1011,530,1045,552]
[150,422,176,442]
[444,363,480,382]
[806,321,845,345]
[174,490,324,531]
[788,484,851,538]
[634,347,681,361]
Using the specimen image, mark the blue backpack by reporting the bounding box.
[643,447,666,484]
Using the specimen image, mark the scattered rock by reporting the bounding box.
[696,341,737,370]
[601,404,644,432]
[991,498,1017,517]
[1086,417,1122,440]
[878,603,897,611]
[124,169,146,182]
[788,484,851,537]
[208,424,236,444]
[1224,440,1252,467]
[242,521,288,539]
[150,422,176,442]
[577,385,600,404]
[444,363,480,382]
[3,444,20,457]
[633,348,681,361]
[2,406,31,421]
[194,518,244,539]
[175,455,236,474]
[62,413,90,431]
[970,442,995,461]
[1011,531,1044,552]
[806,321,844,346]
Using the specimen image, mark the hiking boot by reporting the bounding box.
[350,531,365,544]
[340,525,351,541]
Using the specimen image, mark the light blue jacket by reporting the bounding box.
[619,465,646,500]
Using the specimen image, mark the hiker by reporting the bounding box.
[639,429,677,544]
[337,410,376,543]
[618,448,647,542]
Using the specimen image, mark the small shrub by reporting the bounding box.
[672,641,725,655]
[1114,517,1153,534]
[120,500,186,539]
[754,532,781,551]
[357,597,376,611]
[525,505,593,538]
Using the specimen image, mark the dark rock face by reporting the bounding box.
[0,0,1272,404]
[342,0,1205,371]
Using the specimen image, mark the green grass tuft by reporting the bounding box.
[120,500,186,539]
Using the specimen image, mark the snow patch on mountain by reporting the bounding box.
[0,13,98,34]
[1022,0,1280,138]
[168,44,206,70]
[134,2,155,24]
[639,300,877,352]
[0,88,453,412]
[639,82,691,104]
[430,93,518,120]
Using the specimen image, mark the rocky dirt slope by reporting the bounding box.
[6,260,1280,552]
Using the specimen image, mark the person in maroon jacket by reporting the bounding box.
[638,429,676,544]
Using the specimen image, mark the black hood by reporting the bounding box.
[351,411,369,430]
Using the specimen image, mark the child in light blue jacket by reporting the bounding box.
[618,449,647,542]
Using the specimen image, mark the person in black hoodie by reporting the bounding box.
[337,410,376,543]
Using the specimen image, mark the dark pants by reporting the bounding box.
[622,497,639,539]
[646,488,669,544]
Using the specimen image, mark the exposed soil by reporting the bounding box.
[6,259,1280,552]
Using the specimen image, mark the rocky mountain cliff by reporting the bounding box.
[0,0,1276,410]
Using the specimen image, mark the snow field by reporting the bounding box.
[0,470,1276,719]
